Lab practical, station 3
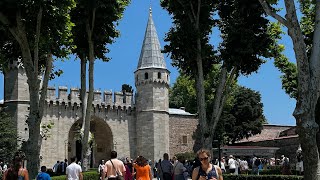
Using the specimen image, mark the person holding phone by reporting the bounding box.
[191,149,223,180]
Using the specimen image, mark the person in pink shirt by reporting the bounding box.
[102,151,126,180]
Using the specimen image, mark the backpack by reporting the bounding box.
[254,159,260,167]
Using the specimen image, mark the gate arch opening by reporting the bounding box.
[68,117,113,167]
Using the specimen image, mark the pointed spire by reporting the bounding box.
[137,8,167,70]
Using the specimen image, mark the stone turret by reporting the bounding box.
[134,8,170,161]
[4,59,30,144]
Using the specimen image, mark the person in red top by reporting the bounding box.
[133,156,152,180]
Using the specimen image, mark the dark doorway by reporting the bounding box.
[76,140,82,162]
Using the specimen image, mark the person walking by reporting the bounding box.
[3,151,29,180]
[173,157,186,180]
[133,156,152,180]
[36,166,51,180]
[102,150,126,180]
[191,149,223,180]
[157,153,173,180]
[66,157,83,180]
[98,160,105,180]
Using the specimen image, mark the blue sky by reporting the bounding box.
[0,1,296,125]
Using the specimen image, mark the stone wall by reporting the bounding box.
[169,115,198,158]
[40,103,135,168]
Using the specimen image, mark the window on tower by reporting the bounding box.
[145,72,148,79]
[158,72,161,79]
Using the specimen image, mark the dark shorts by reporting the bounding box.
[229,169,235,173]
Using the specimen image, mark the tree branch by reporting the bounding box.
[210,66,228,125]
[34,7,43,77]
[0,12,22,45]
[189,1,197,24]
[177,0,195,24]
[196,0,201,28]
[39,53,53,118]
[211,67,238,133]
[258,0,291,28]
[90,8,96,33]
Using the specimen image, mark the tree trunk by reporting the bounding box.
[195,37,208,148]
[82,15,95,170]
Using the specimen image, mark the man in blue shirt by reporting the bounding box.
[36,166,51,180]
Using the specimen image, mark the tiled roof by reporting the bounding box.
[169,108,194,116]
[137,8,167,70]
[236,124,295,143]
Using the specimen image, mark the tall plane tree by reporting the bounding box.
[258,0,320,179]
[161,0,274,148]
[70,0,129,170]
[0,1,74,178]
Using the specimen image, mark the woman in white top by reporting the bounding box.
[227,155,236,174]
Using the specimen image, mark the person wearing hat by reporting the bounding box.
[228,155,236,174]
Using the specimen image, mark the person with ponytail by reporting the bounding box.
[3,151,29,180]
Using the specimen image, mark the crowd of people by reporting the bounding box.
[0,149,303,180]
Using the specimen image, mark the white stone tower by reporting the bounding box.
[134,8,170,161]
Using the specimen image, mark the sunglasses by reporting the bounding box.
[199,157,209,161]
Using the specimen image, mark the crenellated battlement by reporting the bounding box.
[46,86,134,109]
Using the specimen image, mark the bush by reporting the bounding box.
[51,171,99,180]
[175,152,196,161]
[223,174,303,180]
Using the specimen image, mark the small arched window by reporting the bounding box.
[158,72,161,79]
[144,72,148,79]
[167,75,169,80]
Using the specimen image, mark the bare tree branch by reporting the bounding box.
[34,7,43,77]
[309,1,320,78]
[258,0,291,28]
[211,66,238,133]
[39,53,53,118]
[189,1,197,24]
[196,0,201,28]
[91,8,96,33]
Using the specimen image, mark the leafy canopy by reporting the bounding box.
[71,0,130,61]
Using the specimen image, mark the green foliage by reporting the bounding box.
[70,0,130,61]
[174,152,196,161]
[217,0,274,75]
[169,70,264,143]
[0,0,75,75]
[160,0,217,76]
[299,0,316,58]
[122,84,133,93]
[268,22,298,99]
[265,0,317,99]
[222,174,303,180]
[169,75,197,113]
[0,107,18,163]
[51,171,99,180]
[221,86,265,143]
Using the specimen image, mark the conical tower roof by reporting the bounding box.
[137,8,167,70]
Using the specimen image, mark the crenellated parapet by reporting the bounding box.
[45,86,134,110]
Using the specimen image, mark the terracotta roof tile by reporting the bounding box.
[236,124,295,143]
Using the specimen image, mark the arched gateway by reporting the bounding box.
[68,117,113,167]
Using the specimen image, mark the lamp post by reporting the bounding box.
[212,136,221,169]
